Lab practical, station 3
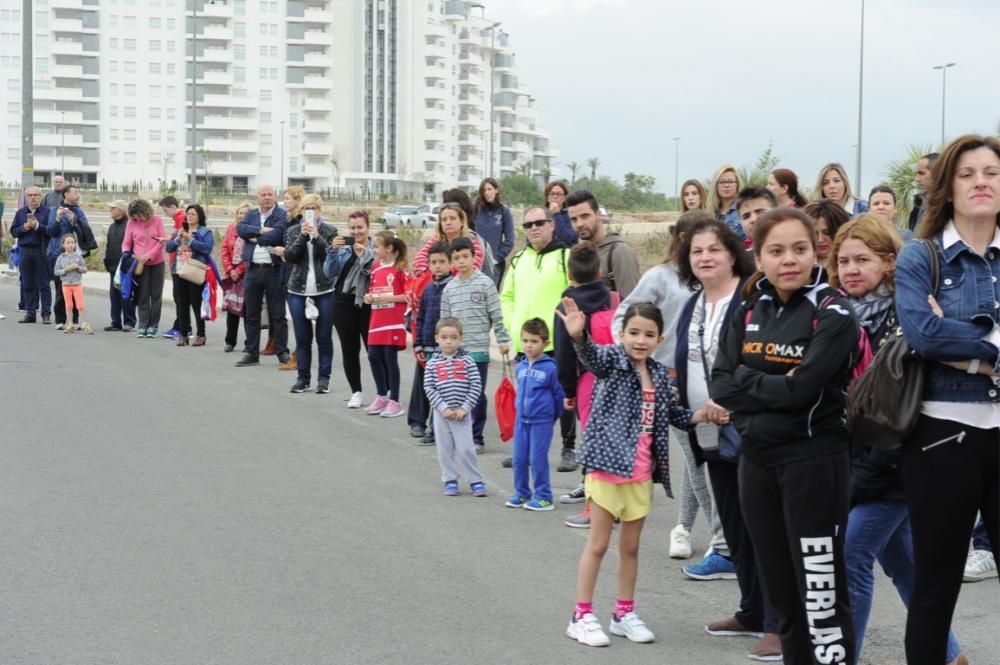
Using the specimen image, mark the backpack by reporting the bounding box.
[469,231,496,283]
[744,291,873,383]
[604,241,618,293]
[575,291,621,430]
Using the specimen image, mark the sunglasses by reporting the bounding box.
[522,219,548,230]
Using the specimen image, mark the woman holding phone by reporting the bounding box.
[122,199,167,338]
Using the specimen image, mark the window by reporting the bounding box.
[167,41,175,53]
[149,84,161,97]
[123,83,136,96]
[260,133,272,145]
[148,130,161,141]
[235,0,246,15]
[109,128,118,140]
[166,85,175,96]
[166,109,175,120]
[124,61,136,73]
[269,24,277,35]
[149,62,161,74]
[233,66,246,82]
[269,68,277,80]
[109,37,119,48]
[259,67,267,78]
[109,105,119,117]
[259,89,271,101]
[125,38,136,50]
[123,106,136,118]
[109,60,119,73]
[289,157,298,172]
[35,57,48,74]
[289,113,298,129]
[149,40,160,51]
[260,111,271,123]
[110,151,119,163]
[259,45,267,57]
[148,17,160,29]
[124,151,136,164]
[7,147,17,159]
[124,128,136,140]
[269,45,278,57]
[234,22,246,38]
[149,108,161,119]
[7,101,19,113]
[167,18,175,29]
[149,152,161,164]
[234,45,245,61]
[123,15,136,28]
[35,11,48,28]
[166,130,175,141]
[166,63,175,74]
[259,155,271,166]
[109,82,119,94]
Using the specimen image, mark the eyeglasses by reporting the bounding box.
[522,219,548,229]
[547,191,566,198]
[718,180,738,186]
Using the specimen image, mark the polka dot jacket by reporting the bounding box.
[572,336,693,498]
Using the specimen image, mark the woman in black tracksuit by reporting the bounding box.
[712,207,859,665]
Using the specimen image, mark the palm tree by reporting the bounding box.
[586,157,600,185]
[567,161,580,186]
[884,144,934,224]
[516,160,533,178]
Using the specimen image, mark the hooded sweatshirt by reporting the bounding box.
[553,280,614,398]
[500,239,569,353]
[594,231,640,298]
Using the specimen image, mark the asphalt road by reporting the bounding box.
[0,281,995,665]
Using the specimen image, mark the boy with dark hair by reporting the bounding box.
[440,236,511,453]
[506,317,565,511]
[735,187,777,247]
[408,241,454,444]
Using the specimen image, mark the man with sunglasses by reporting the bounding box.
[500,207,572,467]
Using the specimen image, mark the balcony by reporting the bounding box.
[189,48,233,63]
[50,0,83,7]
[443,0,466,19]
[301,121,330,134]
[304,30,333,45]
[458,30,477,46]
[302,142,333,155]
[35,110,84,124]
[197,93,256,108]
[202,138,258,153]
[206,161,257,176]
[198,2,234,18]
[303,7,334,23]
[302,74,329,88]
[35,133,84,148]
[458,133,477,146]
[51,64,85,79]
[50,40,83,55]
[35,86,83,101]
[52,18,84,33]
[493,54,515,72]
[36,155,86,171]
[198,70,234,85]
[304,52,331,67]
[200,25,234,41]
[200,115,257,130]
[302,96,329,111]
[426,42,449,60]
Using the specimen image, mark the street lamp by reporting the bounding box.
[279,120,286,188]
[60,111,65,177]
[189,0,199,203]
[932,62,957,146]
[672,137,681,211]
[854,0,865,193]
[483,21,502,178]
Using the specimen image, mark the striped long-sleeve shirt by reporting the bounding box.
[424,350,482,414]
[440,270,510,361]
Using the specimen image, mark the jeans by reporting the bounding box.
[287,292,334,384]
[972,516,991,552]
[17,246,48,317]
[109,272,136,328]
[513,419,554,502]
[845,499,961,665]
[332,301,371,393]
[368,345,400,401]
[472,361,489,445]
[243,263,289,358]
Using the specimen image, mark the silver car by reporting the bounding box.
[413,204,441,229]
[382,204,421,228]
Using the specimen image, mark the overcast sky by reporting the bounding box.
[494,0,999,198]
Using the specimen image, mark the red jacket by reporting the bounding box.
[220,223,246,281]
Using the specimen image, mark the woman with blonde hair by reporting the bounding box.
[814,163,868,216]
[680,179,707,212]
[411,202,484,277]
[706,165,744,240]
[272,185,307,369]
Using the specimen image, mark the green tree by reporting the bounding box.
[566,161,581,186]
[586,157,600,185]
[498,174,542,206]
[883,143,935,224]
[738,142,780,187]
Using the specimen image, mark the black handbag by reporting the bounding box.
[698,297,743,462]
[846,239,939,450]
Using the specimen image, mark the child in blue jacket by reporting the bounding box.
[505,318,565,511]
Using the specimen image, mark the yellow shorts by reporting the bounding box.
[585,475,653,522]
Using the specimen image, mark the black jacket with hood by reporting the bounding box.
[710,267,858,467]
[553,280,614,398]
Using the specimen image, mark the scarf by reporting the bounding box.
[848,283,893,334]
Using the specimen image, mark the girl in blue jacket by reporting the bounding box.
[556,299,722,648]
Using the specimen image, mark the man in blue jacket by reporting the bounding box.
[10,187,50,323]
[46,185,92,329]
[235,183,290,367]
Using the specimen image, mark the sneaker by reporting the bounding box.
[224,344,235,353]
[670,524,693,559]
[122,326,134,333]
[964,549,998,582]
[347,392,363,409]
[419,432,435,446]
[41,314,51,324]
[17,315,36,323]
[524,498,555,512]
[136,328,147,338]
[365,395,389,415]
[705,616,763,638]
[475,443,484,455]
[748,633,783,661]
[54,323,65,330]
[501,456,513,468]
[505,495,529,508]
[103,325,122,332]
[470,482,488,497]
[610,612,655,643]
[566,613,610,647]
[146,327,158,338]
[80,323,94,335]
[683,549,738,580]
[290,380,311,393]
[235,354,260,367]
[380,400,405,418]
[161,327,180,339]
[557,447,579,472]
[443,481,460,496]
[564,509,591,529]
[316,380,330,394]
[409,425,426,438]
[560,483,586,504]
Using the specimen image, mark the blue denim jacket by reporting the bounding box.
[894,228,1000,403]
[716,204,745,241]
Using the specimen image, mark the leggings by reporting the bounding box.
[332,301,371,393]
[673,429,728,554]
[367,345,400,401]
[62,283,84,315]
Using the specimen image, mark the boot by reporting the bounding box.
[279,351,297,370]
[261,337,276,356]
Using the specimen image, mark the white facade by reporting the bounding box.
[0,0,558,197]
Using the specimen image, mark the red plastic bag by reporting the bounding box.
[494,357,517,443]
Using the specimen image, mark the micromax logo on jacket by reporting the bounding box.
[741,341,806,365]
[801,537,847,665]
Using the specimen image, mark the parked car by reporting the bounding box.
[413,204,441,229]
[382,204,421,228]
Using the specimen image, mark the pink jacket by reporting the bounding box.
[123,214,166,265]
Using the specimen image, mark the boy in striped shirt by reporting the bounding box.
[424,317,486,497]
[440,236,511,453]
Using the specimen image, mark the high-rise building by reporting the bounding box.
[0,0,558,197]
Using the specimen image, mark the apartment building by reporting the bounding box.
[0,0,558,197]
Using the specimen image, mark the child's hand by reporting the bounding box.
[442,408,455,420]
[363,293,373,305]
[451,408,467,421]
[928,294,944,318]
[499,344,510,356]
[564,397,576,412]
[416,351,426,363]
[703,400,730,425]
[555,297,586,340]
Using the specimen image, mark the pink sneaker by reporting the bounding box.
[380,400,405,418]
[365,395,389,415]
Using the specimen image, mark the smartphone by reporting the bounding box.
[343,236,356,247]
[304,209,316,225]
[182,221,190,232]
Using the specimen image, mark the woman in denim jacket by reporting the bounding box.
[893,134,1000,665]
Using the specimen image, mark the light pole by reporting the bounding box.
[854,0,865,193]
[932,62,957,146]
[20,0,33,191]
[484,22,501,178]
[189,0,199,203]
[279,120,286,188]
[672,137,681,211]
[60,111,66,177]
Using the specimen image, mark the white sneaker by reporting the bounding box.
[609,611,656,643]
[347,392,363,409]
[669,524,693,559]
[566,613,610,647]
[964,549,998,582]
[54,323,65,330]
